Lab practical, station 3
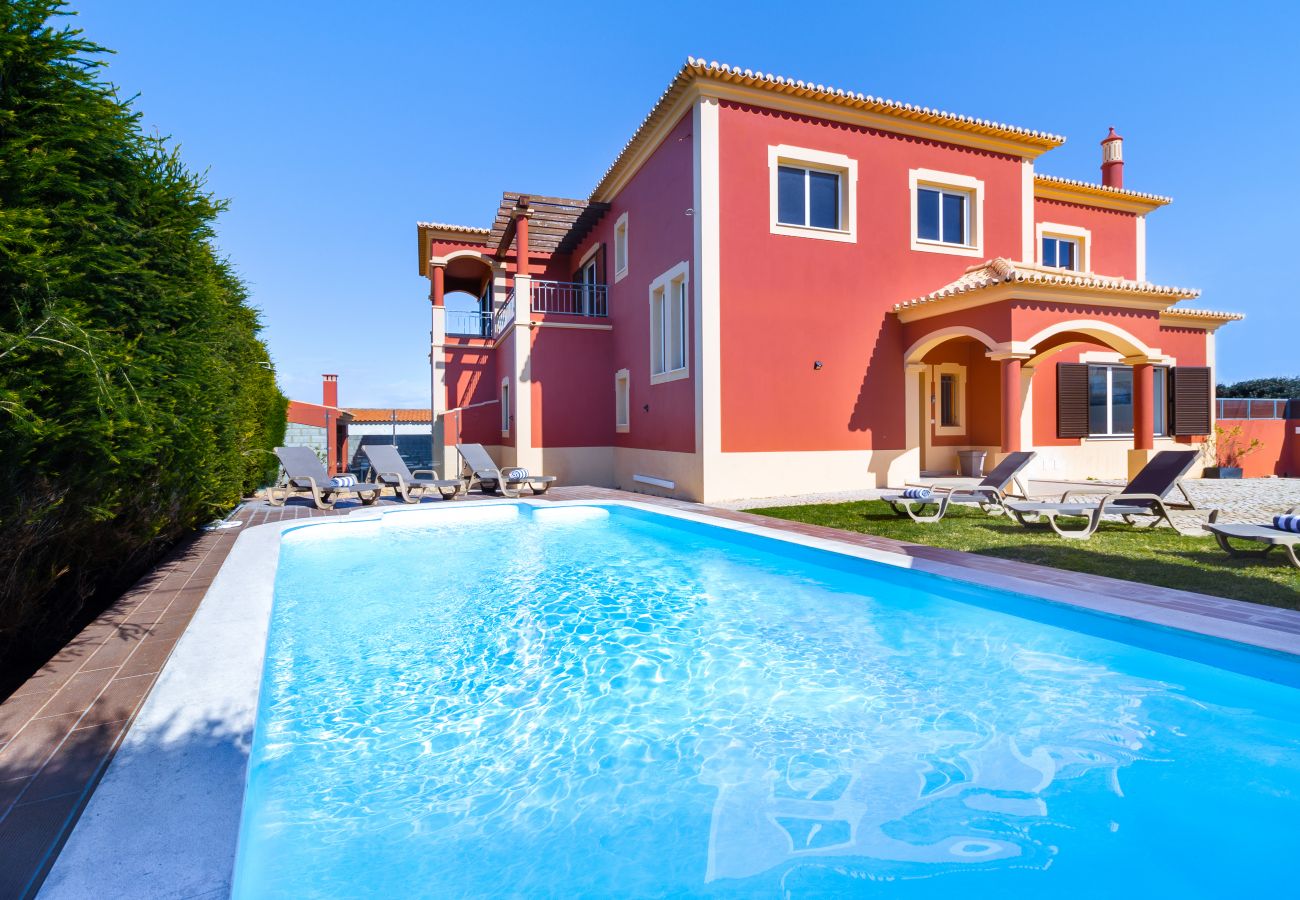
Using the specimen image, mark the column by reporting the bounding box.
[430,262,447,476]
[511,208,535,472]
[1000,357,1023,453]
[1127,359,1156,480]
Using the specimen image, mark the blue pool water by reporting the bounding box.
[233,504,1300,898]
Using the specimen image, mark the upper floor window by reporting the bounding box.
[1042,236,1078,270]
[778,166,839,230]
[649,261,690,384]
[613,212,629,283]
[917,187,969,245]
[909,169,983,257]
[768,145,857,243]
[1037,223,1091,272]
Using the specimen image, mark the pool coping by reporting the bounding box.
[37,495,1300,898]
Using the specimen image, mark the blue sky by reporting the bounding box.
[77,0,1298,406]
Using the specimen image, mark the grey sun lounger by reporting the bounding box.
[268,446,383,511]
[362,444,466,503]
[456,443,556,498]
[883,451,1037,523]
[1204,507,1300,569]
[1005,449,1210,539]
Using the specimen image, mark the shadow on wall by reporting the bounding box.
[33,712,251,900]
[847,313,906,446]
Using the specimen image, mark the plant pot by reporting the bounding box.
[957,450,987,478]
[1203,466,1243,479]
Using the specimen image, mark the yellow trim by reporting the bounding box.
[895,281,1181,323]
[1034,174,1170,215]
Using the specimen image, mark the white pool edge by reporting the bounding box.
[38,498,1300,899]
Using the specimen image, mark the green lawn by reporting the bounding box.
[747,500,1300,611]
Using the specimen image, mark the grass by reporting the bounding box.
[747,500,1300,611]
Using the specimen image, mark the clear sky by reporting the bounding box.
[76,0,1298,407]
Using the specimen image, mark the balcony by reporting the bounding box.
[530,280,607,317]
[445,280,606,338]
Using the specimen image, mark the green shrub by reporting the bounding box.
[0,0,286,686]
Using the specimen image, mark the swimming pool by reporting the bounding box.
[232,503,1300,898]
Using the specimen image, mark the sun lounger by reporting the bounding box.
[883,451,1037,523]
[455,443,556,498]
[362,444,465,503]
[1204,507,1300,569]
[268,446,383,511]
[1005,449,1210,539]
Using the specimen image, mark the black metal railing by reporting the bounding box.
[530,280,608,317]
[1217,397,1297,419]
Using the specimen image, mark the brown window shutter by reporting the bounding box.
[1171,366,1212,435]
[1057,363,1089,438]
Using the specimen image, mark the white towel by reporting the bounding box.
[504,467,529,481]
[902,487,933,500]
[330,474,358,487]
[1273,514,1300,533]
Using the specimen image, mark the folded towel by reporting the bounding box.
[330,474,358,487]
[504,467,529,481]
[902,487,933,501]
[1273,514,1300,533]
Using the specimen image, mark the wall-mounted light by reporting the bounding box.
[813,361,824,370]
[643,404,650,412]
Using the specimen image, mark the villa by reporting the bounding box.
[420,58,1241,502]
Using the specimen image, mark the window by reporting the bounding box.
[578,255,599,315]
[1087,364,1167,437]
[932,363,967,436]
[500,378,510,435]
[909,169,983,256]
[614,369,630,432]
[613,212,629,283]
[939,374,959,427]
[777,165,840,230]
[1036,223,1090,272]
[649,261,690,383]
[768,146,857,243]
[1041,236,1079,270]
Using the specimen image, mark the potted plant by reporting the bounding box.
[1204,423,1261,478]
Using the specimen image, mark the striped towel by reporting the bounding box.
[330,474,358,487]
[504,468,529,481]
[902,487,933,500]
[1273,514,1300,533]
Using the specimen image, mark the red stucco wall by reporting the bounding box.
[445,337,500,447]
[1216,418,1300,478]
[529,324,613,448]
[716,101,1027,453]
[1034,197,1138,279]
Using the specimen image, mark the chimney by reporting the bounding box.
[322,374,339,408]
[1101,126,1124,189]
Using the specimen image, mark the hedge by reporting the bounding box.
[0,1,286,688]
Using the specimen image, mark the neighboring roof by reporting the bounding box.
[486,192,610,257]
[1034,173,1172,214]
[346,408,433,424]
[591,57,1066,201]
[1158,308,1245,330]
[895,258,1200,321]
[416,221,492,236]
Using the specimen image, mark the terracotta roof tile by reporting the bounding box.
[895,258,1200,312]
[345,408,432,424]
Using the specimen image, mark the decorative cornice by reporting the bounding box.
[1034,174,1172,214]
[590,57,1067,202]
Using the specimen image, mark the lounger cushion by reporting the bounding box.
[1274,514,1300,533]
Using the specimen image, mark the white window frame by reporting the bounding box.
[648,261,690,385]
[500,377,511,436]
[614,368,630,432]
[909,168,983,257]
[1036,222,1091,272]
[933,363,967,436]
[613,212,629,283]
[768,145,858,244]
[1083,361,1169,439]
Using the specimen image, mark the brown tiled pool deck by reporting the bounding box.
[3,486,1299,898]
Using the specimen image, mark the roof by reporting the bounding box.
[895,258,1200,318]
[345,408,433,424]
[1034,173,1172,213]
[487,192,609,257]
[1158,308,1245,324]
[591,57,1066,201]
[415,221,491,236]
